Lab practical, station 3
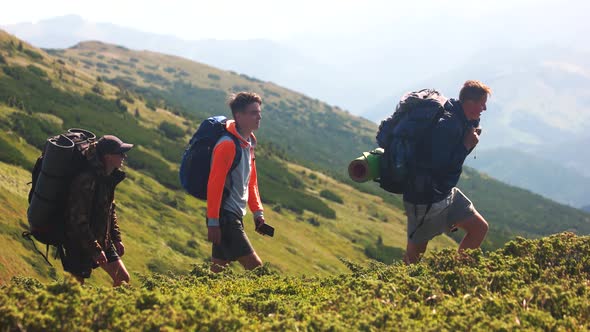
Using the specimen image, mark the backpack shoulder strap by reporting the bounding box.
[222,133,243,172]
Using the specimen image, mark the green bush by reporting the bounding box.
[320,189,343,204]
[1,233,589,330]
[126,149,179,190]
[207,73,221,80]
[137,71,169,86]
[2,66,27,80]
[91,84,103,95]
[256,156,335,218]
[158,121,184,140]
[9,113,62,149]
[23,49,43,60]
[364,236,404,263]
[307,217,320,227]
[259,175,335,219]
[167,239,200,258]
[0,134,34,169]
[26,65,47,78]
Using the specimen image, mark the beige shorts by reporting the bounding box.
[404,187,476,244]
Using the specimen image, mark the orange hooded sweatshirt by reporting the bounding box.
[206,120,263,226]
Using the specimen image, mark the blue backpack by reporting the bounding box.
[375,89,447,194]
[179,116,242,200]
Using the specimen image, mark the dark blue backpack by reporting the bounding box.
[179,116,242,200]
[375,89,447,194]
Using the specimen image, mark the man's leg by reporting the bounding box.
[101,260,130,287]
[211,258,230,273]
[455,210,489,251]
[404,241,428,265]
[237,252,263,270]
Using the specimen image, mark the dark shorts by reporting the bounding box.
[212,210,254,261]
[63,242,120,279]
[404,187,477,244]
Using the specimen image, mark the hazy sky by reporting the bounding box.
[2,0,558,41]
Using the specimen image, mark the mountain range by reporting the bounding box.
[465,147,590,208]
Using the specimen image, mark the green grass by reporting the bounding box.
[0,132,34,169]
[1,233,588,331]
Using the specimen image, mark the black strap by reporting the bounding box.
[31,191,59,204]
[409,203,432,240]
[39,169,68,179]
[22,231,53,267]
[55,244,66,270]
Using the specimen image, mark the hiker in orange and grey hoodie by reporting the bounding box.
[207,92,267,272]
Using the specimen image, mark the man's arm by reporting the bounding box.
[430,118,470,171]
[65,174,102,257]
[110,201,125,256]
[248,156,264,220]
[110,201,121,243]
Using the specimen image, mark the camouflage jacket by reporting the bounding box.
[64,155,125,258]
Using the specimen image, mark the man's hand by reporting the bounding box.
[254,216,265,235]
[114,241,125,257]
[463,127,480,150]
[208,226,221,245]
[93,251,107,266]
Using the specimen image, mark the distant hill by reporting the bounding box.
[1,15,348,112]
[0,30,589,285]
[466,147,590,208]
[583,205,590,213]
[528,135,590,178]
[52,40,377,175]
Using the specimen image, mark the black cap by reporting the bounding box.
[96,135,134,155]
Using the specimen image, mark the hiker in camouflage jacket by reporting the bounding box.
[63,135,133,286]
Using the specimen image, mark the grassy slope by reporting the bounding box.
[0,30,452,286]
[51,38,590,249]
[52,40,377,173]
[0,30,588,286]
[1,233,588,330]
[0,156,454,286]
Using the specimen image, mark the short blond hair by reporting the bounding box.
[459,80,492,103]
